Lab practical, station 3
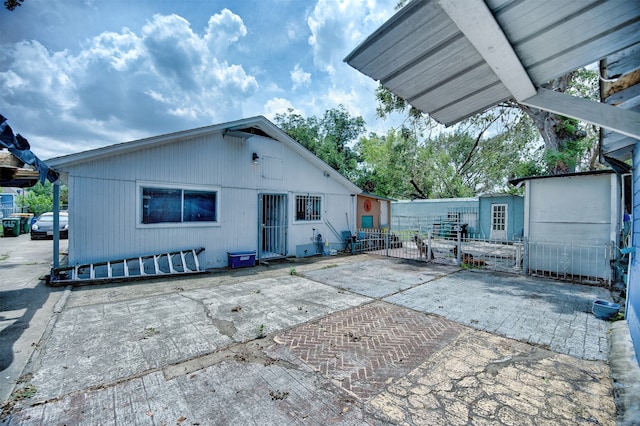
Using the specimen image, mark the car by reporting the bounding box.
[30,212,69,240]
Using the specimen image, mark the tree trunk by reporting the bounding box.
[517,73,576,175]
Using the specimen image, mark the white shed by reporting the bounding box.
[512,170,619,281]
[47,116,361,270]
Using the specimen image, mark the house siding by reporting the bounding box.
[629,142,640,364]
[478,195,524,240]
[63,129,357,269]
[526,173,616,244]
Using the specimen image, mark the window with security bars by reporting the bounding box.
[295,194,321,221]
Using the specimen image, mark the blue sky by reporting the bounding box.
[0,0,399,159]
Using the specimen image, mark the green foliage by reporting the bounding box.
[275,66,600,200]
[360,98,540,198]
[15,182,68,217]
[542,115,596,174]
[373,66,602,191]
[274,105,365,180]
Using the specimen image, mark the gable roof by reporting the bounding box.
[345,0,640,148]
[46,116,362,193]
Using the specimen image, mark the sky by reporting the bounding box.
[0,0,401,160]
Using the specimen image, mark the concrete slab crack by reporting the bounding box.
[178,292,237,339]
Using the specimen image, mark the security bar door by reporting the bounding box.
[259,194,287,260]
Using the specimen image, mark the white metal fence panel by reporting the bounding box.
[359,223,613,286]
[525,241,612,285]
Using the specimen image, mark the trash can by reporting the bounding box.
[2,218,21,237]
[11,213,34,234]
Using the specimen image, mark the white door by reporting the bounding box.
[490,204,508,241]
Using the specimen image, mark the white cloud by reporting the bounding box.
[307,0,394,75]
[0,1,400,159]
[301,0,397,127]
[204,8,247,56]
[263,97,304,121]
[290,64,311,90]
[0,9,259,156]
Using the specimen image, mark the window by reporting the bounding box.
[141,186,217,224]
[492,204,506,231]
[447,211,459,223]
[295,194,321,221]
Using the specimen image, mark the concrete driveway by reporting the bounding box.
[0,233,68,403]
[1,253,627,425]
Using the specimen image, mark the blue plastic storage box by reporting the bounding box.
[227,251,256,269]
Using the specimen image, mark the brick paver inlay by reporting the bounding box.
[275,302,465,399]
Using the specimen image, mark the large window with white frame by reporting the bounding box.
[140,184,218,225]
[295,194,322,221]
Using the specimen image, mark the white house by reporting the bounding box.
[511,170,620,281]
[46,116,362,270]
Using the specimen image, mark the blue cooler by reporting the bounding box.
[227,251,256,269]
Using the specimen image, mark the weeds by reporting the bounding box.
[11,384,37,401]
[141,327,159,339]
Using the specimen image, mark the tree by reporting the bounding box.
[16,181,68,217]
[356,119,536,199]
[374,66,599,183]
[517,69,600,174]
[4,0,24,11]
[274,106,366,181]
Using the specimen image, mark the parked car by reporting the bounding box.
[30,212,69,240]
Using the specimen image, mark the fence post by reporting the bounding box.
[385,229,389,257]
[455,225,462,265]
[427,229,433,261]
[523,237,529,276]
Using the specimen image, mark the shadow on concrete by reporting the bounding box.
[0,280,53,373]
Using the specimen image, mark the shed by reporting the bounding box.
[46,116,362,269]
[392,198,479,237]
[511,170,619,281]
[356,192,393,230]
[478,194,524,242]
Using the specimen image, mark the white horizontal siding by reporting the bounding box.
[64,131,356,268]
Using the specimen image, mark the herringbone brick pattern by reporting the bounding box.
[275,302,465,399]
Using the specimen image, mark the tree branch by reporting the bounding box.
[456,112,503,175]
[409,179,428,199]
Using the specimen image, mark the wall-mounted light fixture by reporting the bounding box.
[252,152,259,164]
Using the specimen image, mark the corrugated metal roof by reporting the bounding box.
[345,0,640,127]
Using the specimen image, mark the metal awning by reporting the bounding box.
[345,0,640,150]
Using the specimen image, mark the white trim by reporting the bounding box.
[490,203,508,241]
[521,88,640,140]
[135,181,221,229]
[293,193,323,223]
[437,0,536,101]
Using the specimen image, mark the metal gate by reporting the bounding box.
[258,194,287,261]
[358,225,613,286]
